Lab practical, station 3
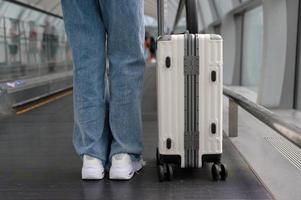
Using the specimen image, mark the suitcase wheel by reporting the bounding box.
[156,148,159,165]
[157,163,174,182]
[211,163,228,181]
[158,165,165,182]
[220,163,228,180]
[166,164,173,181]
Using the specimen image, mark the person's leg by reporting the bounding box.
[99,0,145,161]
[61,0,109,164]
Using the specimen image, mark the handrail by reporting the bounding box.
[223,86,301,149]
[4,0,63,19]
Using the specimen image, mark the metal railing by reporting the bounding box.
[224,86,301,149]
[5,0,63,19]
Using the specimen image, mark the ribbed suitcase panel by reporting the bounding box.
[157,35,185,165]
[198,35,223,168]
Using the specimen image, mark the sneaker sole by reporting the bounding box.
[109,167,134,180]
[82,168,104,180]
[109,161,144,180]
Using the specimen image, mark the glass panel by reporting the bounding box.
[214,0,233,17]
[0,17,7,64]
[0,1,72,83]
[173,5,186,34]
[241,6,264,90]
[2,3,23,19]
[144,15,157,27]
[196,0,204,32]
[199,0,215,26]
[6,18,21,64]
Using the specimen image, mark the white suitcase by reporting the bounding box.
[156,33,227,181]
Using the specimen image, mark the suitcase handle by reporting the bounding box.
[157,0,165,37]
[157,0,199,37]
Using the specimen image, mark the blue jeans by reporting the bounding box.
[61,0,145,166]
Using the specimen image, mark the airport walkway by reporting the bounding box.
[0,89,272,200]
[3,0,301,199]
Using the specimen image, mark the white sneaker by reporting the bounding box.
[109,153,144,180]
[81,155,104,180]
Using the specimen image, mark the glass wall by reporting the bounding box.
[0,1,72,83]
[173,6,186,34]
[214,0,233,17]
[241,6,264,90]
[198,0,216,27]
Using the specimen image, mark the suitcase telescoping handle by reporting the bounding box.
[157,0,165,37]
[157,0,198,37]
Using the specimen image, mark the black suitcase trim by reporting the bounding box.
[202,154,222,164]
